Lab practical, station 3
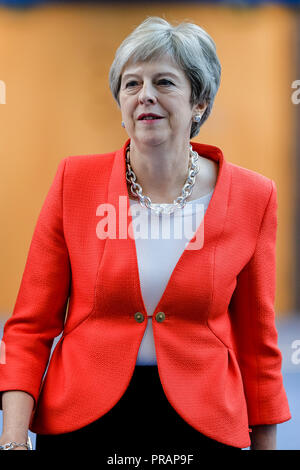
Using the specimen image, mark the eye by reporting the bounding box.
[125,80,139,88]
[157,79,174,86]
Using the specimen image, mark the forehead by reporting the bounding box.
[121,54,185,79]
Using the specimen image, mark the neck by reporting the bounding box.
[127,139,192,203]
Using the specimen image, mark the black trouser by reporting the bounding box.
[35,365,242,453]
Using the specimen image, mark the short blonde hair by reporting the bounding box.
[109,16,221,138]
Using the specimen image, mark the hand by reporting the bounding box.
[250,424,277,450]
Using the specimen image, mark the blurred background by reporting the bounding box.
[0,0,299,450]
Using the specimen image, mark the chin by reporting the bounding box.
[134,132,170,147]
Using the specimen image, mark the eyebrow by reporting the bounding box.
[122,71,180,81]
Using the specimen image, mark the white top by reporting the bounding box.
[128,188,214,365]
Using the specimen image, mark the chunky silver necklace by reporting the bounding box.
[125,144,200,215]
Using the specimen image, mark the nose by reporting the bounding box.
[138,81,157,104]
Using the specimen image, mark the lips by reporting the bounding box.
[138,113,164,120]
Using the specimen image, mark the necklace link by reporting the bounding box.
[125,144,200,215]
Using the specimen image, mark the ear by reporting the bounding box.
[193,101,208,115]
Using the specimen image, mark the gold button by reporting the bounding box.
[134,312,145,323]
[155,311,165,322]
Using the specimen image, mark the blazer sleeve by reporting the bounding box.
[229,179,291,426]
[0,158,71,410]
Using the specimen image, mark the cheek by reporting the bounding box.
[168,97,191,117]
[120,100,135,118]
[171,107,190,122]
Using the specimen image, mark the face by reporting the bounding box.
[119,54,205,147]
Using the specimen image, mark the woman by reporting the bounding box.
[0,17,291,452]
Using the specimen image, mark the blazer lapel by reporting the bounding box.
[96,138,232,321]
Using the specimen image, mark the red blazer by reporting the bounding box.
[0,139,291,448]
